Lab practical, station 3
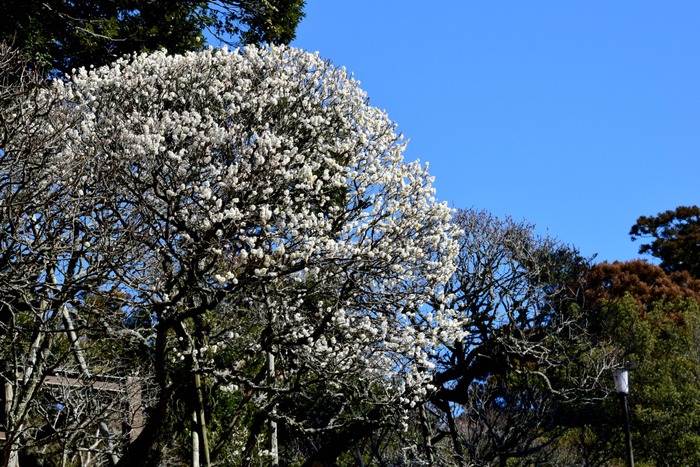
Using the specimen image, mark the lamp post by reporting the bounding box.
[613,368,634,467]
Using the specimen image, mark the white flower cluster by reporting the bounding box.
[52,45,466,414]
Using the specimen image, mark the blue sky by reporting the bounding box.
[290,1,700,263]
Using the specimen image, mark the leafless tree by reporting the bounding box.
[0,42,149,466]
[427,209,619,466]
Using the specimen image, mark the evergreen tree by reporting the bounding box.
[0,0,305,75]
[630,205,700,278]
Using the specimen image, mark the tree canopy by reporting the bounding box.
[7,3,699,462]
[567,260,700,465]
[426,209,614,465]
[0,0,305,75]
[630,205,700,278]
[0,44,463,466]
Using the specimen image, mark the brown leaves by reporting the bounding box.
[585,260,700,320]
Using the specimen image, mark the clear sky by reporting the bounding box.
[290,1,700,264]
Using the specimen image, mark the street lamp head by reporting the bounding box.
[613,367,630,394]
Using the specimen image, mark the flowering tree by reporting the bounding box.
[0,45,463,466]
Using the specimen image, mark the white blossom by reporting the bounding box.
[48,44,467,443]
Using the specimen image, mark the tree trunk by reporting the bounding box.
[268,352,279,467]
[192,410,200,467]
[193,372,211,467]
[115,326,172,467]
[4,381,18,467]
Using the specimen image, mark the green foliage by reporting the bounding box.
[556,284,700,465]
[605,295,700,465]
[630,205,700,278]
[221,0,306,47]
[561,259,700,465]
[0,0,305,75]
